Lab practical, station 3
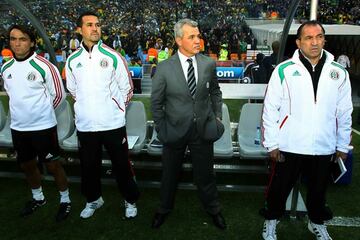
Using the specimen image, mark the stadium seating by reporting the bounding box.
[125,101,147,154]
[214,103,233,158]
[237,103,268,159]
[0,101,6,131]
[60,100,148,154]
[55,100,75,143]
[147,129,162,156]
[60,128,78,151]
[0,110,13,147]
[147,103,233,158]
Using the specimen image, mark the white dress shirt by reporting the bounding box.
[178,51,198,84]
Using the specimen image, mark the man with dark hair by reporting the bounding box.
[261,20,352,240]
[1,24,71,222]
[151,18,226,230]
[262,40,280,83]
[66,11,140,219]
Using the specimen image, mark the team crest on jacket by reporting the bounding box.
[330,69,339,80]
[100,58,109,68]
[27,72,37,81]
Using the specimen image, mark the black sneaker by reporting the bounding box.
[56,202,71,222]
[20,199,46,217]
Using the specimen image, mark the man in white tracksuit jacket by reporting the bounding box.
[1,25,71,222]
[66,11,139,219]
[261,21,352,240]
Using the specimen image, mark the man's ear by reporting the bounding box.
[175,37,181,48]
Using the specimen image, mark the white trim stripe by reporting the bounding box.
[326,216,360,227]
[102,44,133,106]
[35,56,62,108]
[352,128,360,136]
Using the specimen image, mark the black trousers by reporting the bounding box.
[264,151,332,224]
[77,127,140,203]
[159,123,221,215]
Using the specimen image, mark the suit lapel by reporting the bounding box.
[171,53,193,96]
[195,54,205,97]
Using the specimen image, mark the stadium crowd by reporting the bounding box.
[0,0,359,63]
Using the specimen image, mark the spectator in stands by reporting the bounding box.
[1,46,13,62]
[1,24,71,222]
[218,43,229,61]
[262,40,280,83]
[249,34,257,50]
[157,46,169,63]
[146,41,158,63]
[151,18,226,230]
[136,44,146,64]
[69,34,80,53]
[239,37,248,60]
[128,57,140,67]
[60,34,68,62]
[65,11,140,220]
[262,39,270,50]
[261,20,352,240]
[337,54,350,70]
[199,37,205,53]
[118,45,126,57]
[112,34,122,52]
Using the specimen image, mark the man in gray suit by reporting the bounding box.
[151,18,226,230]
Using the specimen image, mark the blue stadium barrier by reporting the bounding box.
[128,67,142,78]
[128,66,243,81]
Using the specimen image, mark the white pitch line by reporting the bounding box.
[352,128,360,136]
[326,217,360,227]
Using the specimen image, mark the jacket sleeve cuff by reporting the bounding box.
[336,146,349,154]
[266,145,279,152]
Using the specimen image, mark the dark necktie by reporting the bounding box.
[187,58,196,97]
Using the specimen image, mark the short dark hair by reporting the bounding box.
[271,40,280,53]
[77,11,99,27]
[296,20,325,39]
[8,24,37,51]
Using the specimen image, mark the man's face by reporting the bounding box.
[78,15,101,46]
[296,24,325,64]
[9,28,34,59]
[176,24,200,57]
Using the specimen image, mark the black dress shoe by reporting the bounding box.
[151,212,168,228]
[210,212,227,230]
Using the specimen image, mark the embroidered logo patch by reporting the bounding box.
[27,72,36,81]
[330,69,339,80]
[100,58,109,68]
[76,62,83,68]
[292,70,301,76]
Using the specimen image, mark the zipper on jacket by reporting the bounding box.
[88,47,92,59]
[312,65,317,103]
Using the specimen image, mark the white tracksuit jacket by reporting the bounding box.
[262,49,352,155]
[1,53,65,131]
[65,41,133,132]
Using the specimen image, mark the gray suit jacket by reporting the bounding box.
[151,52,223,145]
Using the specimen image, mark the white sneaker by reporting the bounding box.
[124,200,137,218]
[80,197,104,219]
[308,221,333,240]
[262,219,278,240]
